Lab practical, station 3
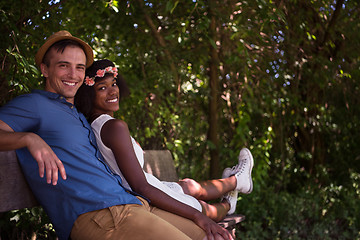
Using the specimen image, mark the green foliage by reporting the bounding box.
[236,168,360,239]
[5,47,41,93]
[0,207,56,240]
[1,0,360,239]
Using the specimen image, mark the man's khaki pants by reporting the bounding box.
[71,197,206,240]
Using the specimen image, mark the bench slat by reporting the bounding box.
[0,151,38,212]
[218,214,245,228]
[143,150,179,182]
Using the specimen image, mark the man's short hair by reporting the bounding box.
[42,39,85,67]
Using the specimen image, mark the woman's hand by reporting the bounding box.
[192,211,234,240]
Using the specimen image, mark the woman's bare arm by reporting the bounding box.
[101,119,233,240]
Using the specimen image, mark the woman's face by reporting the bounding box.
[92,75,120,117]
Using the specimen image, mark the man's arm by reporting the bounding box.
[0,120,66,185]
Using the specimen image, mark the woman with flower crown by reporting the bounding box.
[75,59,254,240]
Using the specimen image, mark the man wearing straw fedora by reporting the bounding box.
[0,31,231,240]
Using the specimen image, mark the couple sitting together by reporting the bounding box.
[0,30,254,240]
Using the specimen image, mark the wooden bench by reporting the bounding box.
[0,150,244,238]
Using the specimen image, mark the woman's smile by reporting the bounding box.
[92,76,120,116]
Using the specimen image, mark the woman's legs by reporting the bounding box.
[179,148,254,201]
[198,199,230,222]
[177,177,237,222]
[177,148,254,221]
[178,176,237,201]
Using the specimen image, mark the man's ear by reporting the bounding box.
[40,63,49,78]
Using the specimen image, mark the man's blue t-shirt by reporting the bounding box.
[0,90,141,240]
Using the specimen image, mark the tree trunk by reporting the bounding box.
[208,8,220,178]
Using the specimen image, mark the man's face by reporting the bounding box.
[41,45,86,104]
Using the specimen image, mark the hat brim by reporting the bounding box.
[35,32,94,68]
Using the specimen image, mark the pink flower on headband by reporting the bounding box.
[84,66,118,86]
[84,76,95,86]
[96,69,106,78]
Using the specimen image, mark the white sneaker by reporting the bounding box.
[221,190,238,215]
[221,168,238,215]
[223,148,254,194]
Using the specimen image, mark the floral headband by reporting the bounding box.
[84,66,118,86]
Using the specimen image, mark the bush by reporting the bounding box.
[236,171,360,239]
[0,207,56,240]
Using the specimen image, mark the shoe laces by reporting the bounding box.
[232,157,247,174]
[223,190,236,203]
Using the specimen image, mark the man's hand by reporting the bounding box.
[0,120,66,185]
[26,133,67,185]
[192,211,234,240]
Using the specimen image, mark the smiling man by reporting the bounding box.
[36,31,92,104]
[40,45,86,103]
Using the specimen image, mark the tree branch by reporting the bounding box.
[321,0,344,46]
[134,0,180,95]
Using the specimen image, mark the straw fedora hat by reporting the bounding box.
[35,30,94,67]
